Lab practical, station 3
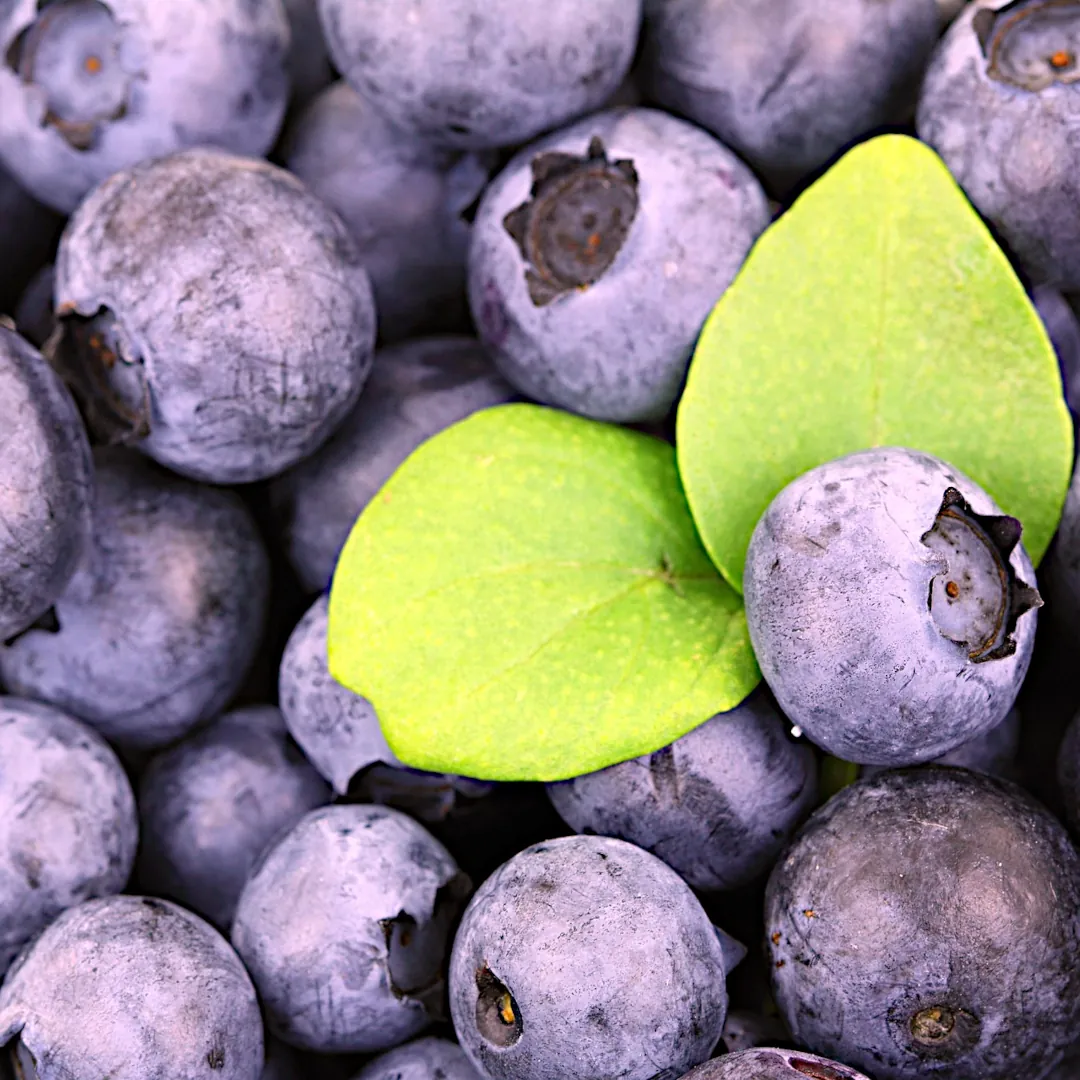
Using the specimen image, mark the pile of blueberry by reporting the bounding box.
[3,1,1080,1079]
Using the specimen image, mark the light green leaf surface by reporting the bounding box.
[327,404,759,782]
[677,134,1073,591]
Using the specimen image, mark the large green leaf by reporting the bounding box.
[327,404,759,782]
[677,134,1073,591]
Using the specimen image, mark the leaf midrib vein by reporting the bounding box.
[664,606,754,719]
[361,558,720,633]
[485,446,696,557]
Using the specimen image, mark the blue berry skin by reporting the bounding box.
[0,0,290,216]
[468,107,770,423]
[0,894,264,1080]
[0,325,93,645]
[278,593,401,793]
[13,265,56,350]
[1033,287,1080,418]
[1056,710,1080,836]
[744,447,1040,766]
[134,705,330,932]
[49,147,377,485]
[545,690,817,892]
[231,804,471,1055]
[284,85,493,343]
[766,767,1080,1080]
[678,1048,871,1080]
[282,0,334,106]
[1042,1040,1080,1080]
[317,0,643,151]
[351,1037,485,1080]
[0,449,271,752]
[863,706,1022,782]
[269,337,514,594]
[917,0,1080,292]
[350,766,496,828]
[642,0,941,196]
[0,696,136,979]
[259,1036,307,1080]
[449,834,730,1080]
[1043,454,1080,641]
[719,1012,796,1055]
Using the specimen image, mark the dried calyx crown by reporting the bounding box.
[920,486,1042,663]
[974,0,1080,91]
[6,0,129,151]
[502,135,640,307]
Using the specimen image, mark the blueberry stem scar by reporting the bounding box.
[502,135,639,307]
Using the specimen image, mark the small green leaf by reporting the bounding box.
[677,133,1073,591]
[818,756,861,804]
[326,403,760,782]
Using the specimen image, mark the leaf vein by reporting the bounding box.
[432,576,657,713]
[665,608,755,720]
[361,560,719,633]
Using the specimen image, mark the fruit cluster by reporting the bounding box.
[2,2,1080,1080]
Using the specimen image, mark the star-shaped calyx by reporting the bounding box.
[974,0,1080,92]
[920,486,1043,663]
[7,0,131,151]
[44,307,152,445]
[502,135,640,307]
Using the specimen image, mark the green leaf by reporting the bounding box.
[326,403,760,782]
[818,755,861,805]
[677,133,1073,591]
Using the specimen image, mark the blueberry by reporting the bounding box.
[269,337,514,594]
[350,765,496,828]
[278,592,401,793]
[282,0,334,107]
[258,1036,308,1080]
[545,689,818,891]
[677,1048,871,1080]
[448,834,731,1080]
[1042,1039,1080,1080]
[283,84,493,343]
[231,804,471,1054]
[469,107,770,423]
[0,324,93,645]
[135,704,331,931]
[938,0,969,20]
[46,147,377,485]
[765,767,1080,1080]
[0,0,290,215]
[719,1013,797,1055]
[0,695,136,978]
[642,0,941,196]
[351,1037,485,1080]
[744,447,1041,765]
[1033,450,1080,639]
[862,706,1022,781]
[917,0,1080,291]
[0,449,270,751]
[316,0,643,150]
[13,265,56,350]
[278,594,495,817]
[1056,709,1080,835]
[1032,287,1080,419]
[0,894,264,1079]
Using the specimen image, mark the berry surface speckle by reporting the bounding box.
[2,4,1080,1078]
